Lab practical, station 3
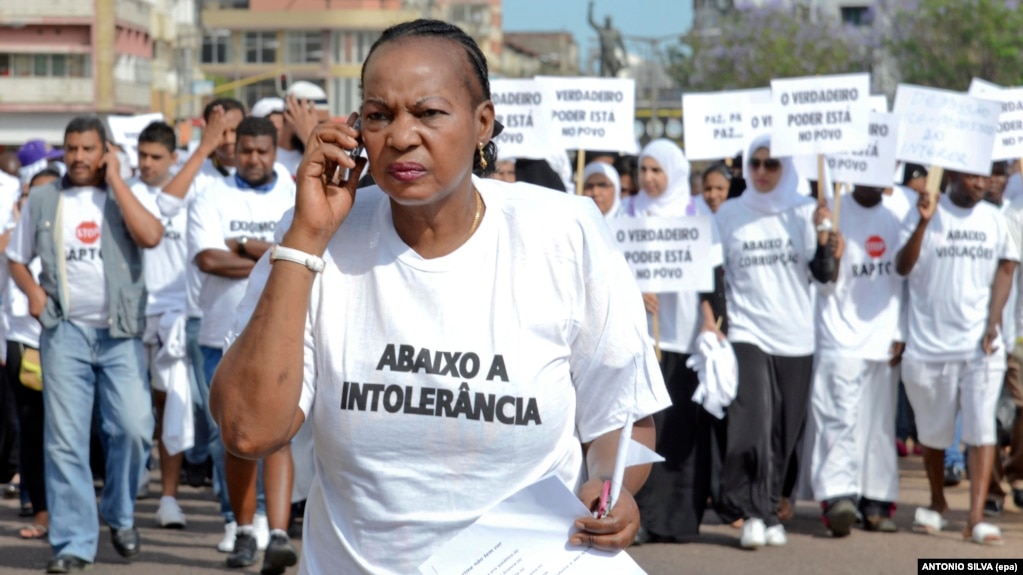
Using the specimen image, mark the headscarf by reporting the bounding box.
[581,161,622,219]
[631,139,695,216]
[739,134,807,214]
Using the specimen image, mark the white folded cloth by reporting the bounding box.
[687,331,738,419]
[153,312,194,455]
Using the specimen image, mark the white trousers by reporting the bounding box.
[810,354,899,503]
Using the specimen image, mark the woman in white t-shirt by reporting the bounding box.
[209,19,669,575]
[714,134,838,549]
[624,139,725,543]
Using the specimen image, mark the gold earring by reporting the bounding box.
[478,142,487,170]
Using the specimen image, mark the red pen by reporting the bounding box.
[595,479,612,519]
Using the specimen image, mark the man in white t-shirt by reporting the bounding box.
[129,121,192,530]
[896,170,1019,545]
[809,185,906,536]
[187,116,298,573]
[159,98,248,549]
[6,116,165,572]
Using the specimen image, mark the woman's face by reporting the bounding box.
[639,156,668,197]
[491,159,516,183]
[583,172,616,214]
[749,147,782,193]
[619,172,638,196]
[360,37,494,205]
[702,171,729,213]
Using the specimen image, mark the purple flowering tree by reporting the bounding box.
[668,1,876,91]
[885,0,1023,90]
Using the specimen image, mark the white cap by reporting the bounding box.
[286,81,329,110]
[251,97,285,118]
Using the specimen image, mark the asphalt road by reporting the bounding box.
[0,456,1019,574]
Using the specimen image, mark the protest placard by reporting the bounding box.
[682,88,770,160]
[825,112,898,188]
[967,78,1023,161]
[893,84,1000,175]
[107,113,165,167]
[607,216,715,293]
[489,79,553,160]
[770,73,871,157]
[870,95,888,113]
[536,76,636,152]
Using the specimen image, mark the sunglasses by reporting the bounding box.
[748,158,781,172]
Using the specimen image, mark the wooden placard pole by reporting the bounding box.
[816,154,827,207]
[575,150,586,195]
[833,182,843,232]
[652,314,662,363]
[925,165,944,203]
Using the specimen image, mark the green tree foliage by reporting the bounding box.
[886,0,1023,90]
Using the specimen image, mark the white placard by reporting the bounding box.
[770,73,871,156]
[893,84,1001,175]
[490,79,552,160]
[107,113,165,167]
[870,95,888,113]
[825,112,899,188]
[682,88,770,160]
[536,76,636,151]
[967,78,1023,160]
[608,216,715,292]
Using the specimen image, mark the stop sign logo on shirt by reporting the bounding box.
[76,221,100,244]
[865,235,886,258]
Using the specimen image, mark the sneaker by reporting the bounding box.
[823,499,857,538]
[943,465,962,487]
[861,500,898,533]
[227,531,258,568]
[764,524,787,546]
[984,499,1003,517]
[740,518,766,549]
[261,532,299,575]
[254,513,270,551]
[155,496,186,529]
[218,521,238,553]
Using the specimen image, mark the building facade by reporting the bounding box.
[0,0,195,145]
[197,0,503,117]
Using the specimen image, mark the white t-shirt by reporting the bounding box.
[131,179,190,315]
[276,147,303,177]
[7,187,110,327]
[1,258,42,348]
[188,173,295,347]
[902,194,1020,361]
[185,160,234,319]
[816,195,905,361]
[232,178,671,575]
[886,185,917,223]
[1006,197,1023,341]
[716,196,820,356]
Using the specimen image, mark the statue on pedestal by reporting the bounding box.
[588,1,628,77]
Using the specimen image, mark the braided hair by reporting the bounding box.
[361,19,498,176]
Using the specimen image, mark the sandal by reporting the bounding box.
[912,507,947,534]
[966,522,1003,546]
[19,524,48,540]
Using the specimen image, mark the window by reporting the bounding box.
[201,29,231,64]
[840,6,871,26]
[245,31,278,64]
[286,31,323,64]
[333,31,378,64]
[0,53,90,77]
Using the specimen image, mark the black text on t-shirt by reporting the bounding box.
[936,228,995,260]
[737,237,799,269]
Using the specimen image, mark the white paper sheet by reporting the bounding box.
[418,475,647,575]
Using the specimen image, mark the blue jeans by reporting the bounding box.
[200,345,264,523]
[945,413,966,470]
[184,317,210,466]
[41,321,153,561]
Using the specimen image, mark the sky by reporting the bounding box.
[502,0,693,68]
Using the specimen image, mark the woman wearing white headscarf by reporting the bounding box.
[581,161,622,220]
[714,134,839,549]
[628,139,726,544]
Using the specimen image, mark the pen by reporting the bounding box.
[598,413,634,519]
[595,479,612,519]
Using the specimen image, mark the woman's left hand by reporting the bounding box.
[569,478,640,551]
